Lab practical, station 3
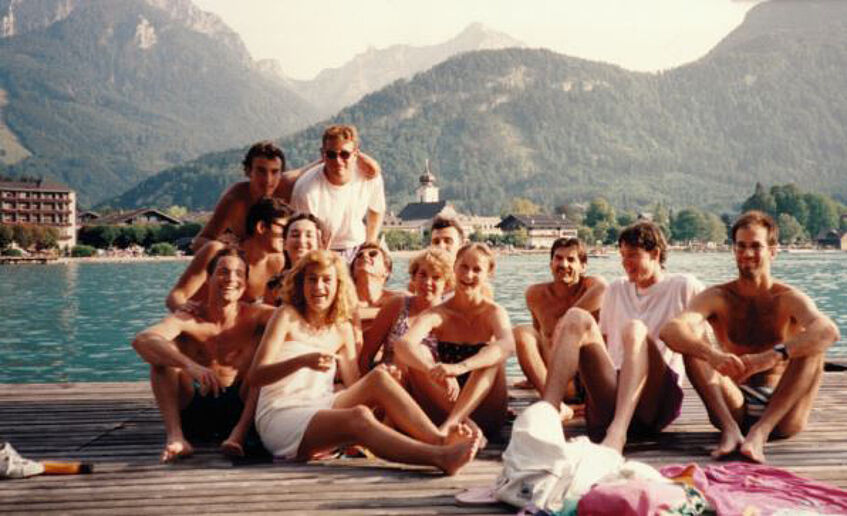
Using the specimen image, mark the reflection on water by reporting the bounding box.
[1,252,845,383]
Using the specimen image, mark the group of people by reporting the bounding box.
[131,123,840,476]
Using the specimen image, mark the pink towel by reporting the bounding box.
[661,462,847,515]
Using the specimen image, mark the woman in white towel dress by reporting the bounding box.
[248,250,480,475]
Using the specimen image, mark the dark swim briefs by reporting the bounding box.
[181,381,246,439]
[586,366,684,441]
[436,341,486,386]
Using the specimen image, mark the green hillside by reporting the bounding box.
[0,0,317,205]
[107,0,847,215]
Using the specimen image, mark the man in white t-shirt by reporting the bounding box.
[542,221,704,453]
[291,125,385,262]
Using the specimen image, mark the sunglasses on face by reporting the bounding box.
[325,149,354,160]
[356,249,380,260]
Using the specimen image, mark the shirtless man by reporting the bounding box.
[661,210,839,463]
[168,197,290,311]
[429,216,465,264]
[542,222,704,453]
[133,248,275,462]
[514,238,606,396]
[192,140,379,252]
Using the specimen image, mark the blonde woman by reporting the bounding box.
[359,248,453,374]
[248,250,480,474]
[396,243,514,441]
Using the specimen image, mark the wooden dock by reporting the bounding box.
[2,373,847,514]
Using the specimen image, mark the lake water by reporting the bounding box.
[1,252,845,383]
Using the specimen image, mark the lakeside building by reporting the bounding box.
[0,178,77,249]
[497,213,578,249]
[385,161,501,239]
[815,229,847,250]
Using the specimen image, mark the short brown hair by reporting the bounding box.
[618,221,668,266]
[242,140,285,174]
[550,237,587,264]
[408,248,454,292]
[245,197,293,237]
[206,247,249,280]
[282,250,356,326]
[731,210,778,247]
[350,242,392,281]
[322,125,359,147]
[430,215,465,241]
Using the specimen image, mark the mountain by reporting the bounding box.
[107,0,847,215]
[0,0,318,205]
[261,23,524,119]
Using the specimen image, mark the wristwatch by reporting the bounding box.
[773,343,789,360]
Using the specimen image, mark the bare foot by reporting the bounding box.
[221,439,244,458]
[161,438,193,463]
[711,426,745,459]
[437,428,482,476]
[739,429,767,463]
[443,423,473,446]
[600,428,626,454]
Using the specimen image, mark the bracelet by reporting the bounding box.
[773,343,789,360]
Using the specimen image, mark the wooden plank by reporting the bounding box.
[1,373,846,513]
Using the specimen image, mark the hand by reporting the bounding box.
[301,352,336,371]
[185,363,221,398]
[444,377,460,402]
[430,362,465,382]
[375,363,404,383]
[357,152,381,179]
[738,350,780,384]
[709,350,746,381]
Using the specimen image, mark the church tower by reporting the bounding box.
[417,159,439,203]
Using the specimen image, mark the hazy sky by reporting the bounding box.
[194,0,760,80]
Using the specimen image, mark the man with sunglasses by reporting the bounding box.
[661,210,839,463]
[167,197,291,311]
[291,125,386,263]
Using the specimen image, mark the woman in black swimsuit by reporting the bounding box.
[395,243,514,441]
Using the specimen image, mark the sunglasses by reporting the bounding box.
[356,249,381,260]
[325,149,354,160]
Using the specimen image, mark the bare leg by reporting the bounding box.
[333,368,448,444]
[439,365,504,437]
[684,355,745,458]
[741,354,824,463]
[601,320,650,452]
[222,386,258,457]
[297,407,481,475]
[149,365,196,462]
[515,325,548,391]
[543,308,617,427]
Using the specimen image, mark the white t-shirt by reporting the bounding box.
[599,273,704,381]
[291,163,386,250]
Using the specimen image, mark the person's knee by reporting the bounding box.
[620,320,648,353]
[347,405,378,435]
[558,307,595,337]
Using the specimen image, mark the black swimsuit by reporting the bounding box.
[436,341,486,386]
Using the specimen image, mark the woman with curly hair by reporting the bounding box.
[248,250,480,474]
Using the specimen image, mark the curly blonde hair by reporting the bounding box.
[407,248,455,293]
[282,250,357,326]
